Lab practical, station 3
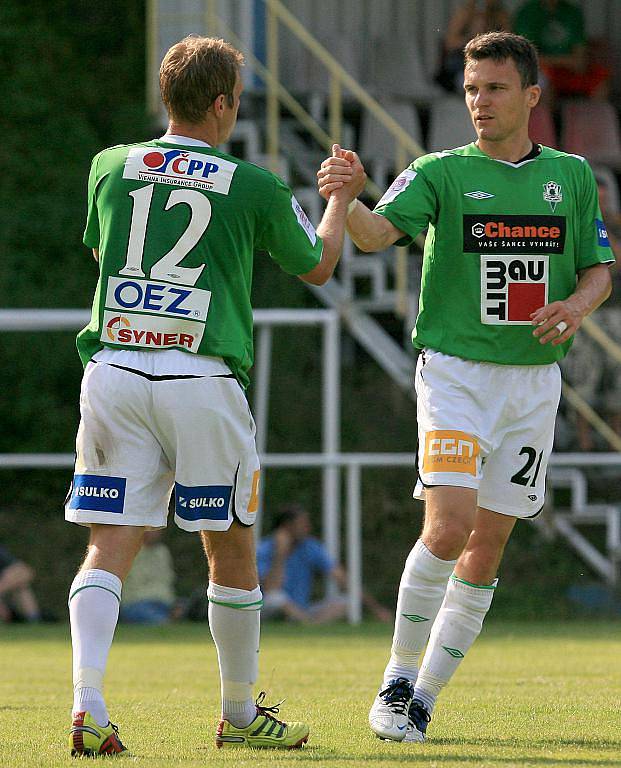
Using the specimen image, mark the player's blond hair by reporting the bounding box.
[160,35,244,124]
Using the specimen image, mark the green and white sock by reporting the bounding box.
[207,581,263,728]
[383,539,456,686]
[414,575,497,714]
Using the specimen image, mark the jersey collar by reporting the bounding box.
[466,141,543,167]
[159,133,212,148]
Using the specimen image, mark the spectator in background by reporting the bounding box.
[119,530,177,625]
[0,545,41,623]
[436,0,511,92]
[258,504,392,624]
[514,0,610,102]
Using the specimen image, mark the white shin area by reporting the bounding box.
[414,575,497,714]
[383,539,456,686]
[207,581,262,728]
[68,568,122,726]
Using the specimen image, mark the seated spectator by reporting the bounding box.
[436,0,511,92]
[257,504,392,624]
[514,0,610,102]
[0,545,41,623]
[119,530,177,625]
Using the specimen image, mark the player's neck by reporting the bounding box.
[476,134,534,163]
[166,121,217,147]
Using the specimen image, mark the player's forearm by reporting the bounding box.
[302,194,349,285]
[566,263,612,318]
[346,202,398,253]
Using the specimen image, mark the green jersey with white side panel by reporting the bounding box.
[79,139,323,387]
[374,143,613,365]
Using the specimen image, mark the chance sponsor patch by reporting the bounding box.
[175,482,232,522]
[463,214,565,254]
[69,474,126,514]
[480,254,548,324]
[102,310,205,352]
[291,196,317,245]
[423,430,479,476]
[123,147,237,194]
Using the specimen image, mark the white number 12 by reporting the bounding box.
[120,184,212,286]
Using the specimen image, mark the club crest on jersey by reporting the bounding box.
[123,147,237,194]
[543,181,562,212]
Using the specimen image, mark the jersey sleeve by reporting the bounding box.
[576,161,615,271]
[373,164,437,246]
[83,152,102,250]
[257,176,323,275]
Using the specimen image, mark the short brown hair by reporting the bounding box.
[464,32,539,88]
[160,35,244,123]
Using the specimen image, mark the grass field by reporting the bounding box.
[1,620,620,767]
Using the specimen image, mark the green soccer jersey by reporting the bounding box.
[375,143,613,365]
[79,138,323,387]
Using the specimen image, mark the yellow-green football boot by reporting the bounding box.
[69,711,128,756]
[215,692,309,749]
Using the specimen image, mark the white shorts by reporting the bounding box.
[65,354,260,532]
[413,349,561,518]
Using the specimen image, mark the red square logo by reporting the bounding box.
[507,283,546,321]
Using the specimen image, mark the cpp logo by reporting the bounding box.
[141,150,219,179]
[112,280,194,316]
[175,482,232,522]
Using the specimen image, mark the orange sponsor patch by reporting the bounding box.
[247,470,260,515]
[423,430,479,476]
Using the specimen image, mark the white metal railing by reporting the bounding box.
[0,307,340,562]
[3,449,621,620]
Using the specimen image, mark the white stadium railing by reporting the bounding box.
[2,310,621,619]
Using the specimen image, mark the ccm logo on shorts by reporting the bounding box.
[422,431,479,476]
[68,474,126,514]
[175,483,232,522]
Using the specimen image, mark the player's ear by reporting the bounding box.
[527,84,541,109]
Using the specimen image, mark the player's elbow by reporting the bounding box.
[299,263,332,286]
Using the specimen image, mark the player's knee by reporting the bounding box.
[422,519,471,560]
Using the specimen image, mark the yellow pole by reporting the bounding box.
[329,75,342,146]
[266,0,280,173]
[146,0,160,120]
[206,0,218,36]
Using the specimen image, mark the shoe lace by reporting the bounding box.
[378,678,413,716]
[255,691,286,727]
[409,700,431,729]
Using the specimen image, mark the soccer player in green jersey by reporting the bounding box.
[318,31,613,743]
[65,35,364,756]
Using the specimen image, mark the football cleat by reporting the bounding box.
[404,698,431,742]
[368,677,415,741]
[69,711,127,756]
[215,692,309,749]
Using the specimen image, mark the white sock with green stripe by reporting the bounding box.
[383,539,456,686]
[69,568,122,726]
[207,581,262,728]
[413,575,497,714]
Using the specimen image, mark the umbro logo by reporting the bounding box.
[464,190,495,200]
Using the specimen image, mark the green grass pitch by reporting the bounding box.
[1,620,620,767]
